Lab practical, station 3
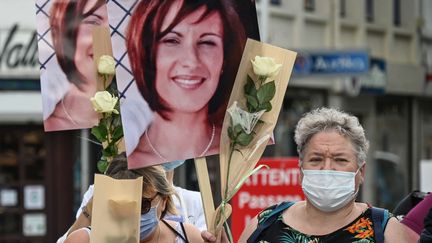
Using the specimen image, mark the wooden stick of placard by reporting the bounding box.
[194,157,216,232]
[92,26,126,153]
[92,26,114,91]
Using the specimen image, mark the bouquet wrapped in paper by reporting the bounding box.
[211,39,297,241]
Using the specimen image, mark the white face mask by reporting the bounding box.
[301,168,361,212]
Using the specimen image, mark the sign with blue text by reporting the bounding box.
[293,50,369,76]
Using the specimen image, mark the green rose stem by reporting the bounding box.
[258,75,266,86]
[103,75,107,90]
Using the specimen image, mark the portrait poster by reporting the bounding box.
[106,0,260,169]
[35,0,110,132]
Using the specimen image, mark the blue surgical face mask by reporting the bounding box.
[161,160,185,171]
[140,204,159,240]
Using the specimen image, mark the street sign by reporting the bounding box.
[293,50,369,76]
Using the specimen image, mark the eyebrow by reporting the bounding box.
[164,30,222,38]
[200,33,222,38]
[307,151,351,157]
[83,13,104,20]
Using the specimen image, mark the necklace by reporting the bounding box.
[61,98,79,126]
[145,123,215,161]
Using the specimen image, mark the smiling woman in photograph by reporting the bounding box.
[42,0,107,131]
[125,0,249,168]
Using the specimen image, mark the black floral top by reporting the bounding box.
[255,206,384,243]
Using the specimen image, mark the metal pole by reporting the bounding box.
[260,0,270,42]
[80,129,90,197]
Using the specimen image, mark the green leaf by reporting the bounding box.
[257,81,276,104]
[112,126,124,143]
[245,94,259,110]
[259,102,272,112]
[228,126,235,140]
[97,158,108,173]
[91,124,108,142]
[244,75,257,96]
[103,144,118,158]
[236,132,253,146]
[233,124,243,136]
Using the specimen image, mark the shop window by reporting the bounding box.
[270,0,281,5]
[393,0,401,26]
[365,0,374,22]
[340,0,346,18]
[304,0,315,12]
[0,126,47,242]
[375,97,409,210]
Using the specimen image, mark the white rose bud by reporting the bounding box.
[251,56,282,78]
[90,91,119,114]
[97,55,116,75]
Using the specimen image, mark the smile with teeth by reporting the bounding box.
[172,77,205,89]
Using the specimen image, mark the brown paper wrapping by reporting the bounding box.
[90,174,142,243]
[214,39,297,233]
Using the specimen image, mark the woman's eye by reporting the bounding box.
[161,38,180,46]
[308,158,322,163]
[82,17,102,25]
[198,40,217,46]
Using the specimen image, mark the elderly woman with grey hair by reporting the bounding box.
[238,107,410,243]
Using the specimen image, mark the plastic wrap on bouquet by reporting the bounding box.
[91,174,142,243]
[213,39,297,240]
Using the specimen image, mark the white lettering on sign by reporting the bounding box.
[314,56,366,72]
[244,168,300,186]
[0,23,39,78]
[244,214,253,227]
[238,192,302,209]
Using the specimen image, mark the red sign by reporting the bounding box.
[230,157,304,242]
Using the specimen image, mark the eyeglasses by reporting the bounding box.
[141,193,159,214]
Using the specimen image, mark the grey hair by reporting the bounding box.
[294,107,369,166]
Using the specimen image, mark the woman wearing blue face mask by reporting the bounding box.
[57,156,207,243]
[64,160,204,243]
[238,107,410,243]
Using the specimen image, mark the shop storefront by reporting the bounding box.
[0,2,78,241]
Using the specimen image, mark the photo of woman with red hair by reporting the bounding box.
[109,0,259,168]
[37,0,108,131]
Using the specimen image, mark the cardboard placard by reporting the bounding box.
[91,174,142,243]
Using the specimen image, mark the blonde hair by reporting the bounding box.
[107,153,177,216]
[133,166,177,217]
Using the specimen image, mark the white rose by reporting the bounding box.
[97,55,116,75]
[251,56,282,78]
[90,91,119,114]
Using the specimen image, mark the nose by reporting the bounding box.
[322,157,333,170]
[179,42,200,68]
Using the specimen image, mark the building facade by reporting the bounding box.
[251,0,432,209]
